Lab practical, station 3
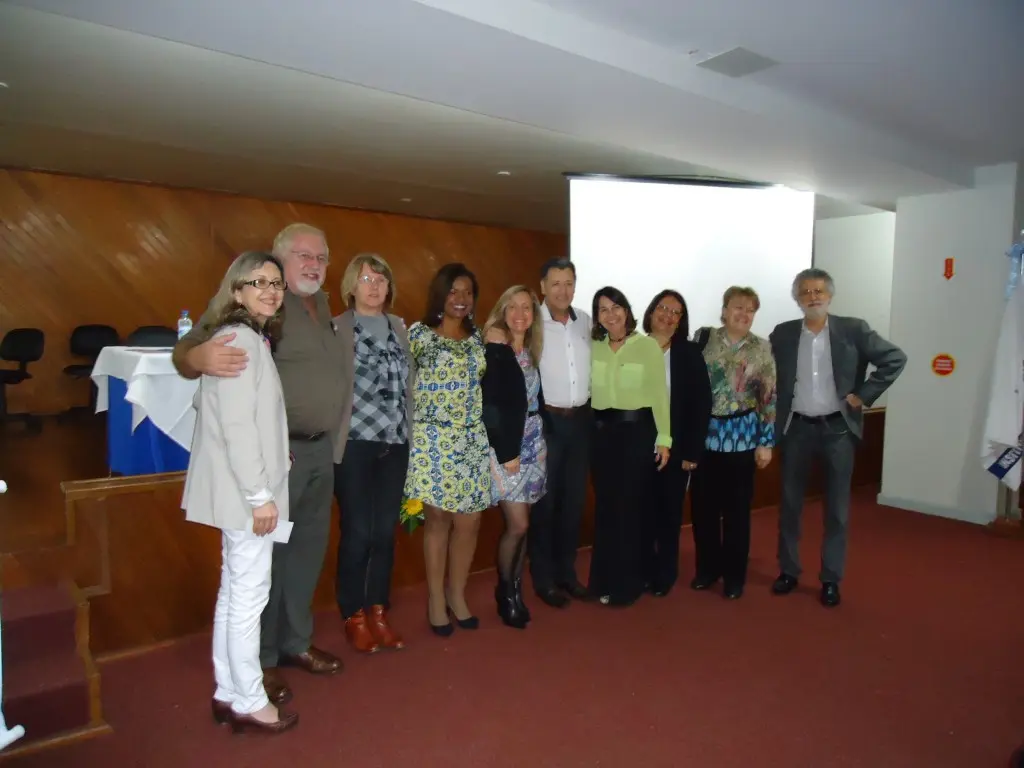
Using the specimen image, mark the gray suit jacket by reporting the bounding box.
[182,324,290,531]
[769,314,906,441]
[331,310,416,463]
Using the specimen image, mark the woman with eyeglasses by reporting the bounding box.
[404,263,491,635]
[331,253,414,654]
[588,286,671,607]
[182,251,298,734]
[640,291,712,596]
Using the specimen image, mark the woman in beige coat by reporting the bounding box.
[182,251,296,735]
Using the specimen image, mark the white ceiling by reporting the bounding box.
[0,0,1020,233]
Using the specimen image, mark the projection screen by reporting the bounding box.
[568,176,815,338]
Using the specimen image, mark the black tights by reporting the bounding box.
[497,501,530,580]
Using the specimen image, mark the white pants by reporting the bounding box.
[212,529,274,714]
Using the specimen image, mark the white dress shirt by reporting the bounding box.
[792,320,843,416]
[539,303,591,408]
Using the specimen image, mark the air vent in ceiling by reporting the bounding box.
[696,47,778,78]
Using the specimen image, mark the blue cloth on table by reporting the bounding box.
[106,376,190,475]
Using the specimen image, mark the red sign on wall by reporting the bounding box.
[931,354,955,376]
[943,258,955,280]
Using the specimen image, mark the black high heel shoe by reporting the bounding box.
[446,604,479,630]
[427,602,453,637]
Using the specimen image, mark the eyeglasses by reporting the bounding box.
[799,288,827,298]
[358,275,389,287]
[656,304,683,317]
[242,278,287,292]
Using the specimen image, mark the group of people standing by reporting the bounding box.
[175,222,906,735]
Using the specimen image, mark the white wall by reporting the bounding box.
[879,163,1022,525]
[813,211,896,408]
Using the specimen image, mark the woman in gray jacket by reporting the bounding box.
[182,251,297,735]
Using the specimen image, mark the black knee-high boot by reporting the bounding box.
[512,535,530,624]
[495,537,528,629]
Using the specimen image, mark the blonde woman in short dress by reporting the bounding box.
[481,286,548,629]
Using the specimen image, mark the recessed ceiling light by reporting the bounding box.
[496,170,511,176]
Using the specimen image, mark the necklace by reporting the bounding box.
[609,333,628,344]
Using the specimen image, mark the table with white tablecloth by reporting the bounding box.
[91,347,198,475]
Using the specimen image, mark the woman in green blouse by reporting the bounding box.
[588,286,671,606]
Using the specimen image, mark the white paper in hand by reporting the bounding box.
[245,518,293,544]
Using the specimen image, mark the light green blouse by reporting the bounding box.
[590,333,672,448]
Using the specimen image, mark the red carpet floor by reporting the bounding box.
[6,487,1024,767]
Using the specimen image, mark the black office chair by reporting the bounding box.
[62,324,120,414]
[0,328,45,431]
[125,325,178,348]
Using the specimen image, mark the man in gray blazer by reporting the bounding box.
[769,268,906,607]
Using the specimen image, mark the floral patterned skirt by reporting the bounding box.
[489,414,547,505]
[404,420,491,514]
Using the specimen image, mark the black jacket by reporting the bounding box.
[668,335,713,464]
[481,343,546,464]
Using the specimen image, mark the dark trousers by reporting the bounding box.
[777,415,857,583]
[260,436,334,667]
[689,449,756,587]
[588,408,655,605]
[642,460,690,592]
[333,439,410,618]
[529,405,591,591]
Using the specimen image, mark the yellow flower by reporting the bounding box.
[405,498,424,515]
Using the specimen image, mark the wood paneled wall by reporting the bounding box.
[0,169,566,414]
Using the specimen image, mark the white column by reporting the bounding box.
[879,163,1024,523]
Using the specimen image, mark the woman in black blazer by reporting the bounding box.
[641,290,712,596]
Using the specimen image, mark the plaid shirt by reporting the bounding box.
[349,318,409,444]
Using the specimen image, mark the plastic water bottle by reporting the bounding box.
[177,310,192,340]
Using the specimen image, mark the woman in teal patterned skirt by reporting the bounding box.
[404,263,491,635]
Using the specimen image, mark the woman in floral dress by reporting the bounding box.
[404,263,491,635]
[481,286,547,629]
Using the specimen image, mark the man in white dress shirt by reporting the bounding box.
[532,258,593,607]
[769,268,906,607]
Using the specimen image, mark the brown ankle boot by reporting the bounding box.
[367,605,406,650]
[344,609,380,653]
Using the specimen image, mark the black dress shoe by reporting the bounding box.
[536,587,570,608]
[723,583,744,600]
[771,573,799,595]
[820,582,841,607]
[689,575,719,591]
[557,581,590,601]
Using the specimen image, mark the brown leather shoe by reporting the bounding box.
[229,709,299,735]
[344,610,380,654]
[280,646,343,675]
[212,698,232,725]
[261,668,293,705]
[367,605,406,650]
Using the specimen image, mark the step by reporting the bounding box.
[3,648,92,744]
[1,585,77,661]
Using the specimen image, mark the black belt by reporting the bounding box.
[593,407,652,425]
[527,409,540,418]
[545,402,590,417]
[792,411,843,424]
[289,431,327,442]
